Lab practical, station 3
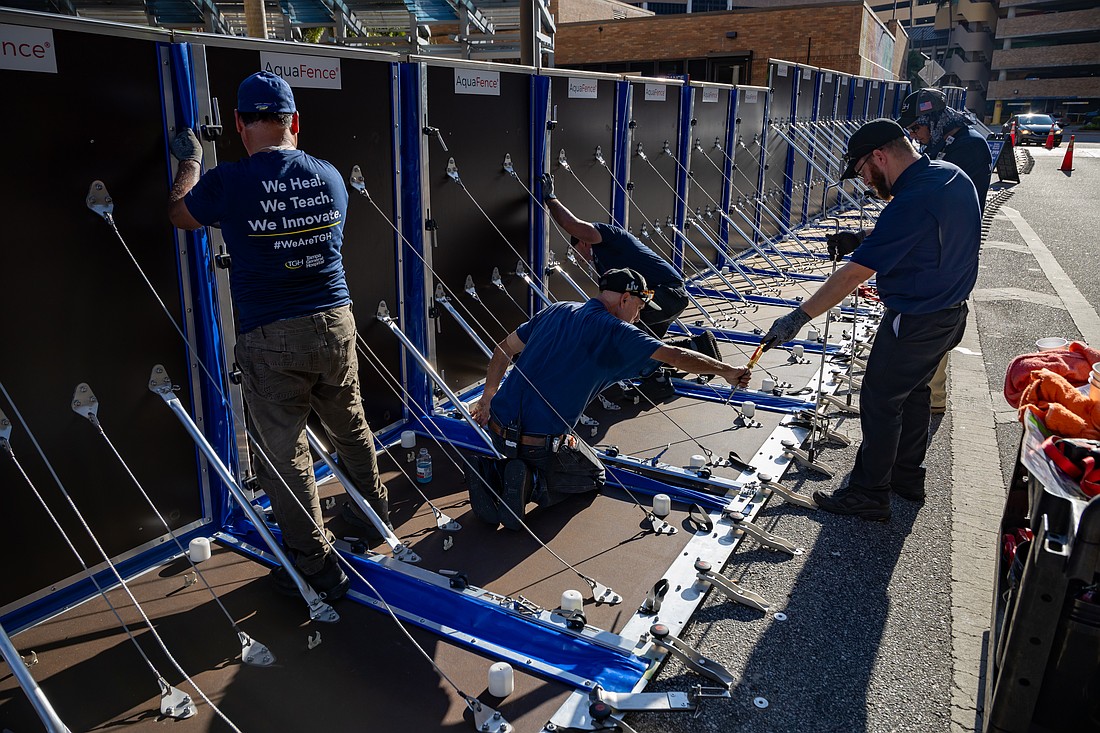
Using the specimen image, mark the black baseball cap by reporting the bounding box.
[598,268,662,310]
[896,87,947,129]
[841,119,906,179]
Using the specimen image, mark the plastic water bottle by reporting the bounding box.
[416,448,433,483]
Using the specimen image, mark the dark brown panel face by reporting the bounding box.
[852,78,872,120]
[626,81,682,268]
[423,64,533,393]
[0,27,204,606]
[764,65,795,237]
[791,66,818,226]
[199,45,404,429]
[730,88,767,252]
[683,86,731,274]
[545,75,618,303]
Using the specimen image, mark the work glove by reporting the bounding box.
[542,172,557,201]
[170,129,203,164]
[761,306,812,351]
[826,230,864,261]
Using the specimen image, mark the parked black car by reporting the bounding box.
[1001,113,1063,147]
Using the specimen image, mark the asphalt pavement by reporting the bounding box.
[630,141,1100,733]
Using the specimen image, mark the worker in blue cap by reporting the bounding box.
[168,71,388,600]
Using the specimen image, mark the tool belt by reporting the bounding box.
[488,417,550,447]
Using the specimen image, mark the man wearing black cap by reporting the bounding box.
[542,174,688,339]
[897,87,991,413]
[467,268,751,530]
[760,119,980,521]
[167,71,388,600]
[897,88,991,210]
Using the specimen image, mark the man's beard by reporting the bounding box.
[866,163,892,200]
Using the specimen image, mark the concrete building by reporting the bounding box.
[553,0,909,85]
[987,0,1100,124]
[870,0,996,116]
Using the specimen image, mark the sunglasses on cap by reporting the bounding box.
[627,288,655,304]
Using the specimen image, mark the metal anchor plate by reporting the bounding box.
[86,180,114,221]
[71,383,100,423]
[581,575,622,606]
[432,506,461,531]
[645,512,677,535]
[392,543,422,563]
[348,165,368,196]
[240,632,275,667]
[308,596,340,624]
[159,679,196,719]
[469,697,513,733]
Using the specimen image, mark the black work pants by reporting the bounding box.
[638,283,689,339]
[849,303,968,495]
[490,433,605,506]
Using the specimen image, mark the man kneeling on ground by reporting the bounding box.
[468,268,752,530]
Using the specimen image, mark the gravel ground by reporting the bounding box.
[629,412,955,733]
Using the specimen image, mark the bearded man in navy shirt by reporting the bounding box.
[168,72,387,601]
[761,119,980,521]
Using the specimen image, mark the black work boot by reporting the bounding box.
[812,485,891,521]
[271,551,350,601]
[465,457,502,528]
[891,484,926,502]
[499,459,532,531]
[340,497,395,542]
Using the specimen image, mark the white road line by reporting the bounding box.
[1002,206,1100,345]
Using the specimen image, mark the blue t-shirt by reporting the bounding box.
[490,299,664,435]
[928,126,992,213]
[185,149,350,333]
[851,157,980,315]
[592,223,681,288]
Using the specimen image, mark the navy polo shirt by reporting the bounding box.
[851,156,980,315]
[185,149,350,333]
[591,223,681,288]
[490,299,663,435]
[928,126,992,213]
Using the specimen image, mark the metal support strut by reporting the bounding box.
[148,365,339,624]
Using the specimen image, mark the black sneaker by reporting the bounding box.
[499,459,532,531]
[891,484,926,502]
[812,485,891,521]
[270,553,350,601]
[466,457,502,528]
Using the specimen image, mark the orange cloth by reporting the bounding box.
[1003,341,1100,408]
[1017,369,1100,440]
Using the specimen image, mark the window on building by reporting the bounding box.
[657,60,686,75]
[646,3,689,14]
[693,0,729,10]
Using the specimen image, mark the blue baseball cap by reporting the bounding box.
[237,71,296,114]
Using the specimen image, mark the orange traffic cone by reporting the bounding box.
[1044,123,1056,150]
[1059,135,1075,172]
[1010,118,1017,146]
